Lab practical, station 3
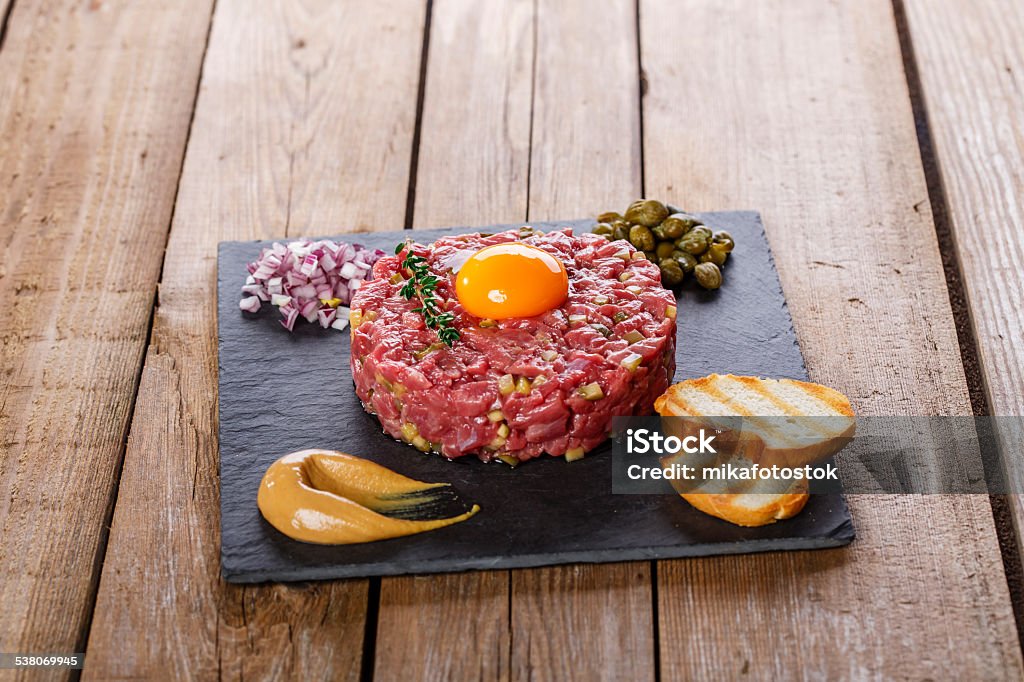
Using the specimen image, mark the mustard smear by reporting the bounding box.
[257,449,480,545]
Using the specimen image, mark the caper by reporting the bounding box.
[628,224,656,251]
[672,250,698,274]
[668,212,702,232]
[651,224,668,241]
[655,241,676,260]
[712,230,735,252]
[677,231,709,255]
[592,223,614,237]
[659,216,687,239]
[612,224,631,242]
[597,211,624,223]
[659,258,685,287]
[624,199,669,227]
[689,225,713,242]
[694,262,722,290]
[643,249,657,262]
[700,243,729,266]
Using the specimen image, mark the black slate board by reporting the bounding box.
[217,212,854,583]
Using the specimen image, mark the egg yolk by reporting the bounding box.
[455,243,568,320]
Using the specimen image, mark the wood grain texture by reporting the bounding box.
[411,0,534,228]
[641,0,1022,677]
[375,1,654,680]
[900,0,1024,417]
[510,562,654,682]
[0,0,12,42]
[901,0,1024,541]
[377,572,512,681]
[526,0,642,219]
[82,1,426,678]
[0,0,212,665]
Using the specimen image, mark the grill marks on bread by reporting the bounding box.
[654,374,855,456]
[654,374,855,526]
[655,374,853,418]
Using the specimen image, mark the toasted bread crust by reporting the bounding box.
[655,374,853,527]
[681,485,810,527]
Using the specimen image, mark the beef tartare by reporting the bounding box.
[349,227,677,464]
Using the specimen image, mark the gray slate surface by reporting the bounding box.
[216,212,854,583]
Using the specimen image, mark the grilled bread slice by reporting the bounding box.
[655,374,854,527]
[654,374,855,469]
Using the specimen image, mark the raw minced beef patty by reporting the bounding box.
[349,227,677,463]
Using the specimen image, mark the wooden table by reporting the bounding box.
[2,0,1023,679]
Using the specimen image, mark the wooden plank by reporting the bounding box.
[82,1,427,678]
[375,1,654,679]
[526,0,642,216]
[0,0,212,660]
[411,0,534,228]
[900,0,1024,538]
[377,572,512,681]
[640,0,1023,677]
[0,1,11,43]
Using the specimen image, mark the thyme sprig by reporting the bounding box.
[394,242,460,347]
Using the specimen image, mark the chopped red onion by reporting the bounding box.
[291,284,316,299]
[317,308,337,328]
[241,238,382,332]
[280,305,299,332]
[339,262,359,280]
[300,254,319,276]
[300,299,319,323]
[331,307,351,331]
[239,295,261,313]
